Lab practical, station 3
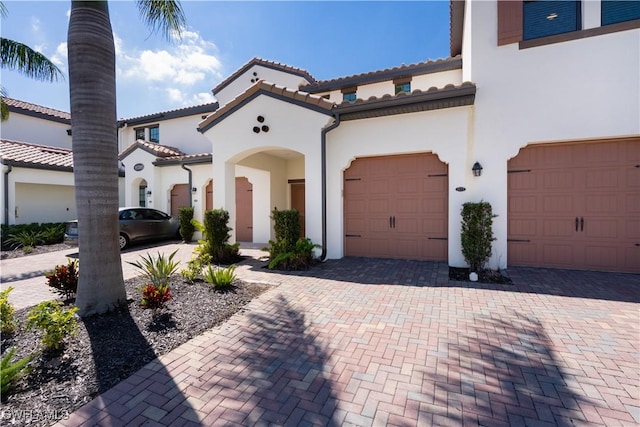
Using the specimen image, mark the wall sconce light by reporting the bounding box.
[472,162,483,177]
[146,190,152,196]
[191,187,197,193]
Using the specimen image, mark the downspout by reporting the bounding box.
[3,164,12,226]
[181,163,193,207]
[320,112,341,261]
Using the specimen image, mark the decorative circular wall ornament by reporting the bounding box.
[253,126,260,133]
[133,163,144,171]
[261,125,269,132]
[257,116,265,123]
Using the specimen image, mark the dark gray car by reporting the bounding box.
[64,207,180,250]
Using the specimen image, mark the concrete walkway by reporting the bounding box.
[2,245,639,426]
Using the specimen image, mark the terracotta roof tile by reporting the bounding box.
[1,139,74,170]
[300,56,462,93]
[212,57,316,95]
[153,152,212,165]
[199,80,334,133]
[119,140,185,159]
[2,97,71,122]
[119,102,218,125]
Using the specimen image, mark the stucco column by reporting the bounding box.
[304,140,323,253]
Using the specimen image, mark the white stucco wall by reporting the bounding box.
[215,65,312,107]
[1,113,72,148]
[326,106,474,264]
[462,0,640,268]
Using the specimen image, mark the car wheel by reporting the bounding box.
[119,233,129,250]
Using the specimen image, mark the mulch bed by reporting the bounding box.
[1,243,75,260]
[449,267,512,284]
[0,275,272,427]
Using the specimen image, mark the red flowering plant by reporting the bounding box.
[139,284,172,311]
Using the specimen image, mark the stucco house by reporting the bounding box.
[2,0,638,274]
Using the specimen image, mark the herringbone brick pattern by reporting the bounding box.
[55,256,640,426]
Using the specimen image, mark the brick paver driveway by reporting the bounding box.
[57,256,639,426]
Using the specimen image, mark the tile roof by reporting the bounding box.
[1,139,73,171]
[2,97,71,124]
[333,82,476,121]
[119,102,219,127]
[299,56,462,93]
[119,140,185,160]
[199,80,335,133]
[153,152,212,166]
[212,57,316,95]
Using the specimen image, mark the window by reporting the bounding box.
[139,186,146,207]
[394,77,412,95]
[395,82,411,95]
[149,125,159,143]
[135,128,145,140]
[341,86,357,102]
[602,1,640,26]
[523,1,581,40]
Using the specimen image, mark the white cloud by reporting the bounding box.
[51,42,68,69]
[31,17,40,32]
[118,28,222,88]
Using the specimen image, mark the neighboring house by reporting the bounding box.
[0,139,77,225]
[1,97,72,149]
[2,0,638,273]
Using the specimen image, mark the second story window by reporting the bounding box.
[135,128,145,140]
[149,125,159,143]
[601,1,640,26]
[341,86,357,102]
[394,77,412,95]
[523,1,581,41]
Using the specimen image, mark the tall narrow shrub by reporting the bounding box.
[460,202,496,272]
[204,209,240,263]
[178,206,195,242]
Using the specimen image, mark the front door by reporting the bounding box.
[291,182,306,238]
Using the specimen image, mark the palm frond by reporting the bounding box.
[137,0,186,40]
[0,2,8,19]
[0,38,64,82]
[1,86,8,122]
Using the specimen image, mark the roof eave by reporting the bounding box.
[335,83,476,121]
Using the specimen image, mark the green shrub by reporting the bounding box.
[41,223,66,245]
[203,209,241,264]
[460,201,496,272]
[266,208,319,270]
[180,252,212,283]
[26,301,79,351]
[0,287,17,335]
[268,237,320,270]
[203,265,236,288]
[128,249,180,289]
[139,283,172,311]
[178,206,195,242]
[45,259,79,300]
[1,222,66,250]
[4,230,45,250]
[1,348,33,398]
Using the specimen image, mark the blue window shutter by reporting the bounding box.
[602,1,640,26]
[523,1,581,40]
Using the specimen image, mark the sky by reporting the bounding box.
[1,1,451,119]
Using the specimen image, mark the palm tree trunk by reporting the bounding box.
[68,0,125,316]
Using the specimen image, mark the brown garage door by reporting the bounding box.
[344,153,448,261]
[508,137,639,273]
